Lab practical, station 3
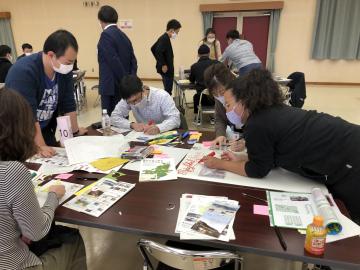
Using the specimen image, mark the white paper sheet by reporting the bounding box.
[177,143,328,194]
[64,135,129,164]
[36,180,84,207]
[123,145,189,172]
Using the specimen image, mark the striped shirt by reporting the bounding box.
[111,87,181,132]
[220,39,261,70]
[0,161,58,269]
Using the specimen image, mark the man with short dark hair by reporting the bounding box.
[0,45,12,83]
[221,29,262,75]
[97,5,137,115]
[17,43,33,60]
[111,75,180,135]
[151,19,182,95]
[189,44,218,124]
[5,30,87,157]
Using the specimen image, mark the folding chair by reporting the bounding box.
[196,89,215,126]
[137,239,243,270]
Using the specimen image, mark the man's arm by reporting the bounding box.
[110,100,132,129]
[156,93,181,132]
[189,65,196,84]
[154,38,167,68]
[65,111,87,135]
[34,122,55,157]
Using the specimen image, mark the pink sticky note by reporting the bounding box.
[253,205,269,216]
[154,154,170,159]
[55,173,74,180]
[202,141,212,147]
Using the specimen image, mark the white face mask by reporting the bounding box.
[134,95,147,109]
[52,57,73,74]
[25,52,32,56]
[171,32,177,39]
[207,37,215,43]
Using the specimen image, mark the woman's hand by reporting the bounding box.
[228,139,245,152]
[221,151,242,162]
[203,157,224,170]
[211,136,227,149]
[48,185,66,200]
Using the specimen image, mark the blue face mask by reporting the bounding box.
[226,104,244,127]
[214,96,226,106]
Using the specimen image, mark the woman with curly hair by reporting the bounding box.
[204,69,360,222]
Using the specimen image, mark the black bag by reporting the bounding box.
[28,224,80,256]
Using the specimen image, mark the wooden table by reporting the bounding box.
[49,130,360,270]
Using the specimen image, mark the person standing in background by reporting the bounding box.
[98,5,138,115]
[17,43,33,60]
[151,19,181,95]
[199,28,222,60]
[0,45,12,83]
[221,30,262,76]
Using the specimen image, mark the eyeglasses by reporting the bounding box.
[127,92,143,105]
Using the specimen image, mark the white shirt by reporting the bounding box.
[104,23,117,30]
[111,87,181,132]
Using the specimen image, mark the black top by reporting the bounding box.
[151,33,174,76]
[189,56,219,93]
[17,54,26,60]
[244,105,360,185]
[0,58,12,83]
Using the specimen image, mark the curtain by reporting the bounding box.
[0,18,17,59]
[202,12,214,36]
[311,0,360,59]
[267,9,281,72]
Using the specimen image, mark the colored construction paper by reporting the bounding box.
[55,173,74,180]
[90,157,129,171]
[202,141,212,147]
[253,205,269,216]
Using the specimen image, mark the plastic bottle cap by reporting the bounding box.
[102,109,107,114]
[313,216,324,226]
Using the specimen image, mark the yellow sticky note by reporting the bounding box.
[90,157,129,171]
[152,149,163,155]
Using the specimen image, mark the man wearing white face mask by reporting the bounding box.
[5,30,87,157]
[0,45,13,83]
[151,19,181,95]
[17,43,33,60]
[111,75,180,135]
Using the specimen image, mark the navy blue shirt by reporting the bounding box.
[37,74,59,128]
[5,52,76,128]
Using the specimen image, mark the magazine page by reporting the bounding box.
[63,177,135,217]
[191,200,240,238]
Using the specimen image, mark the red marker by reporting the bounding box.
[199,151,216,163]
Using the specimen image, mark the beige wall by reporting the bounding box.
[1,0,359,83]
